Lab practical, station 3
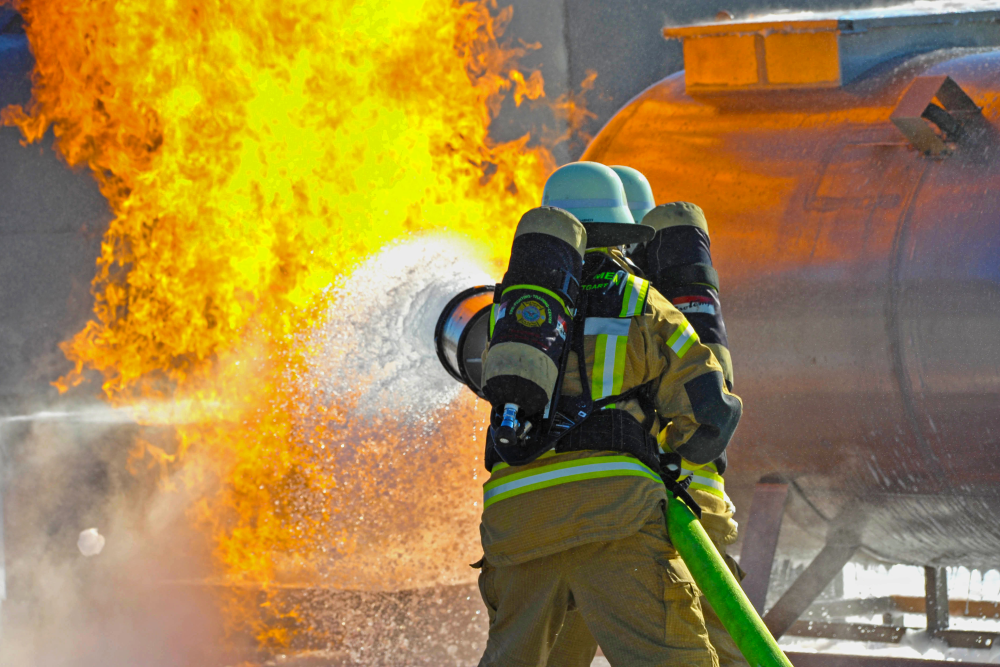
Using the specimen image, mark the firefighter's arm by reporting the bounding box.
[643,289,742,465]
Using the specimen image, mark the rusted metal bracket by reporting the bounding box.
[936,629,998,649]
[786,621,997,649]
[770,561,997,649]
[739,474,791,613]
[891,75,985,156]
[789,587,999,648]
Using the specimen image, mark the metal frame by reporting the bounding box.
[738,475,1000,650]
[763,541,860,639]
[739,474,790,613]
[924,566,950,634]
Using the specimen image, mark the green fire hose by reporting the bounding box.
[665,493,794,667]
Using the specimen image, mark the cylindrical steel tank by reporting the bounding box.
[583,16,1000,567]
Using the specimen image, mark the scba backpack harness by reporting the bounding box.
[481,207,700,514]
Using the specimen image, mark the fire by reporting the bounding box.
[3,0,570,647]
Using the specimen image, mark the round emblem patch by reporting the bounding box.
[515,300,546,327]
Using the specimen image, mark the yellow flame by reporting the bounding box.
[2,0,571,646]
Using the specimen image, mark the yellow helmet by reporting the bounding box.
[542,161,654,247]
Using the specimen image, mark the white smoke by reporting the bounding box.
[0,411,230,667]
[306,234,494,417]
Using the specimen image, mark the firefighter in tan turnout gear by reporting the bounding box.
[545,166,747,667]
[475,161,742,667]
[640,199,746,667]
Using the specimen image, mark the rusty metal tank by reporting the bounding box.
[582,9,1000,568]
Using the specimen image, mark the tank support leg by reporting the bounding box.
[763,543,858,639]
[925,566,949,634]
[761,502,865,639]
[739,475,790,613]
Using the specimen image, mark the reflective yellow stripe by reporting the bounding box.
[655,444,727,498]
[680,467,724,486]
[589,331,628,407]
[585,276,644,408]
[591,333,607,399]
[619,275,650,317]
[679,458,718,474]
[483,455,660,508]
[689,479,725,498]
[607,334,628,408]
[678,328,699,357]
[666,320,698,358]
[501,284,569,313]
[678,466,725,498]
[585,318,632,405]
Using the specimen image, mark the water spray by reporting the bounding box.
[308,236,493,418]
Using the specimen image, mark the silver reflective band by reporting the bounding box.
[622,277,643,316]
[544,198,624,209]
[668,322,696,355]
[681,468,725,492]
[483,461,657,502]
[584,317,631,336]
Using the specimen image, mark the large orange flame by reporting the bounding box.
[3,0,568,647]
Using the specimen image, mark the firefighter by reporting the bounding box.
[546,190,748,667]
[641,201,746,667]
[476,161,742,667]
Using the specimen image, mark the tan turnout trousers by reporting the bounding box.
[545,491,748,667]
[477,506,718,667]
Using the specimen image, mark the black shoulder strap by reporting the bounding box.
[592,379,656,412]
